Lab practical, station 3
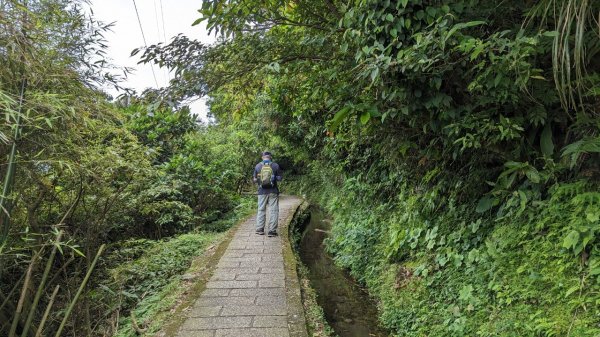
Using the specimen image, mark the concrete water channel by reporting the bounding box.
[296,206,388,337]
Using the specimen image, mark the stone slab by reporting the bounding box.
[205,280,257,289]
[194,296,256,307]
[214,328,290,337]
[252,315,288,328]
[181,316,252,330]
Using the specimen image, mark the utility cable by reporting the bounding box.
[153,0,168,86]
[159,0,167,43]
[131,0,159,88]
[153,0,161,43]
[158,0,171,83]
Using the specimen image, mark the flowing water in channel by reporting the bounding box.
[298,206,388,337]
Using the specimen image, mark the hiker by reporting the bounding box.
[253,151,283,237]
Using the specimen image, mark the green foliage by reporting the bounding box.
[97,232,220,336]
[295,171,600,336]
[202,196,256,232]
[115,0,600,334]
[123,103,199,164]
[133,0,600,335]
[0,1,264,336]
[102,233,218,308]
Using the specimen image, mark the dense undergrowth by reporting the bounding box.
[103,196,253,336]
[293,172,600,336]
[105,232,221,336]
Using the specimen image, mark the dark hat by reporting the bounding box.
[262,151,272,157]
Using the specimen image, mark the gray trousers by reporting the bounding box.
[256,193,279,232]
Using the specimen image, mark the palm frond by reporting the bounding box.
[527,0,600,114]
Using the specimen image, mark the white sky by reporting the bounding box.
[89,0,215,118]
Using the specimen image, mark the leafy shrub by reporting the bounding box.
[106,233,218,300]
[89,232,219,334]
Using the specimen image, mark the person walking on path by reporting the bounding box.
[253,151,283,237]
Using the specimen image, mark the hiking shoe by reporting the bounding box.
[255,230,265,235]
[267,231,277,237]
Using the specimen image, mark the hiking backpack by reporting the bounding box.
[259,162,275,188]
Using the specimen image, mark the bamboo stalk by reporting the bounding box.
[20,231,63,337]
[54,244,105,337]
[8,250,39,337]
[34,285,59,337]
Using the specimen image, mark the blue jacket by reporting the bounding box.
[253,161,283,195]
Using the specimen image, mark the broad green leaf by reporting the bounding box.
[191,17,205,26]
[562,231,580,250]
[370,67,379,82]
[367,106,381,117]
[494,73,502,87]
[330,106,351,131]
[459,285,474,302]
[360,111,371,125]
[525,167,540,184]
[426,7,436,17]
[565,285,580,297]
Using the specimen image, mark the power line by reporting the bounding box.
[158,0,170,83]
[131,0,159,88]
[153,0,168,86]
[153,0,161,45]
[159,0,167,43]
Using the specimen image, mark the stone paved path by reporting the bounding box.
[176,196,304,337]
